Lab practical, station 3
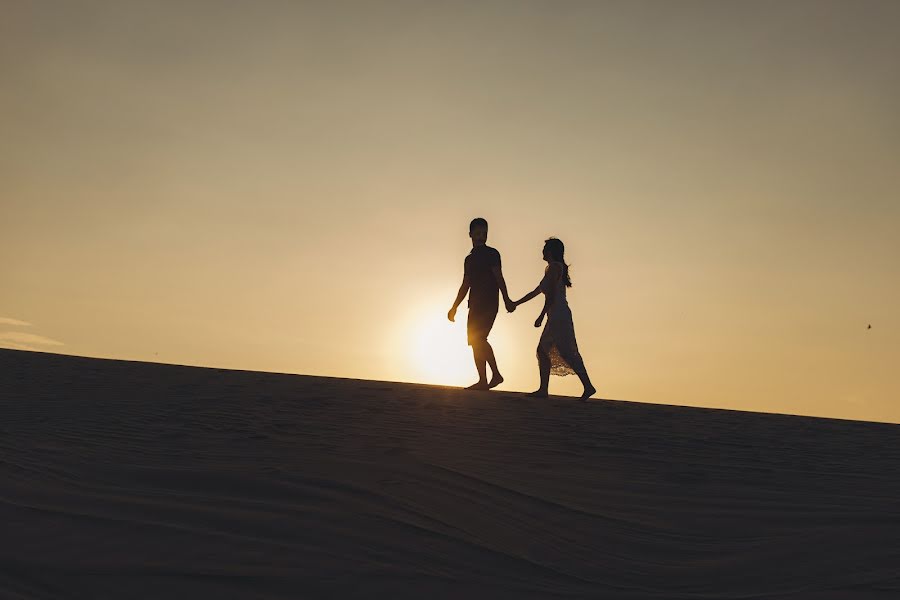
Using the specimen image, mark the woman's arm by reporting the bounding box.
[533,263,560,327]
[534,289,552,327]
[513,285,542,307]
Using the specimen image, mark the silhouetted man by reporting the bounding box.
[448,218,514,390]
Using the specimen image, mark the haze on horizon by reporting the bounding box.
[2,1,899,423]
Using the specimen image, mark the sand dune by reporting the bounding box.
[2,348,899,599]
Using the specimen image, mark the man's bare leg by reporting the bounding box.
[467,341,489,390]
[484,341,504,388]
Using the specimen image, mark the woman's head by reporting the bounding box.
[543,237,572,287]
[543,238,564,261]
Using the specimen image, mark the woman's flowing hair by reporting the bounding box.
[544,238,572,287]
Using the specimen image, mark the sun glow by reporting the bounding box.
[408,308,475,386]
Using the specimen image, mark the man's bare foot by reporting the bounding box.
[528,389,549,398]
[580,385,597,401]
[488,374,504,389]
[466,381,490,391]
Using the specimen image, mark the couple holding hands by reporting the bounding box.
[448,218,596,400]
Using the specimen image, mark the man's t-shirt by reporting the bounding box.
[465,245,501,312]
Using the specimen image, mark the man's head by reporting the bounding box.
[469,217,488,246]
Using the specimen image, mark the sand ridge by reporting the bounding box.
[2,348,899,599]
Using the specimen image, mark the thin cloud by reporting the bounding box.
[0,317,32,326]
[0,341,42,352]
[0,332,64,347]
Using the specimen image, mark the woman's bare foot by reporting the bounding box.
[528,389,549,398]
[466,381,490,391]
[488,374,504,389]
[580,385,596,401]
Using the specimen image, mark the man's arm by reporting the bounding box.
[448,275,470,322]
[491,265,515,312]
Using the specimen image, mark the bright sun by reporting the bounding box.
[409,309,475,386]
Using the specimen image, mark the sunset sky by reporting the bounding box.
[2,1,898,422]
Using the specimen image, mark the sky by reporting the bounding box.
[2,1,899,423]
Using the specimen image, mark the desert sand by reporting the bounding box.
[2,348,899,599]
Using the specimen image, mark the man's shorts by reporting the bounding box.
[467,304,498,346]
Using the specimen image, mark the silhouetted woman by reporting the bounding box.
[513,238,596,400]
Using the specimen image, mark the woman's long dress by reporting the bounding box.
[538,262,586,376]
